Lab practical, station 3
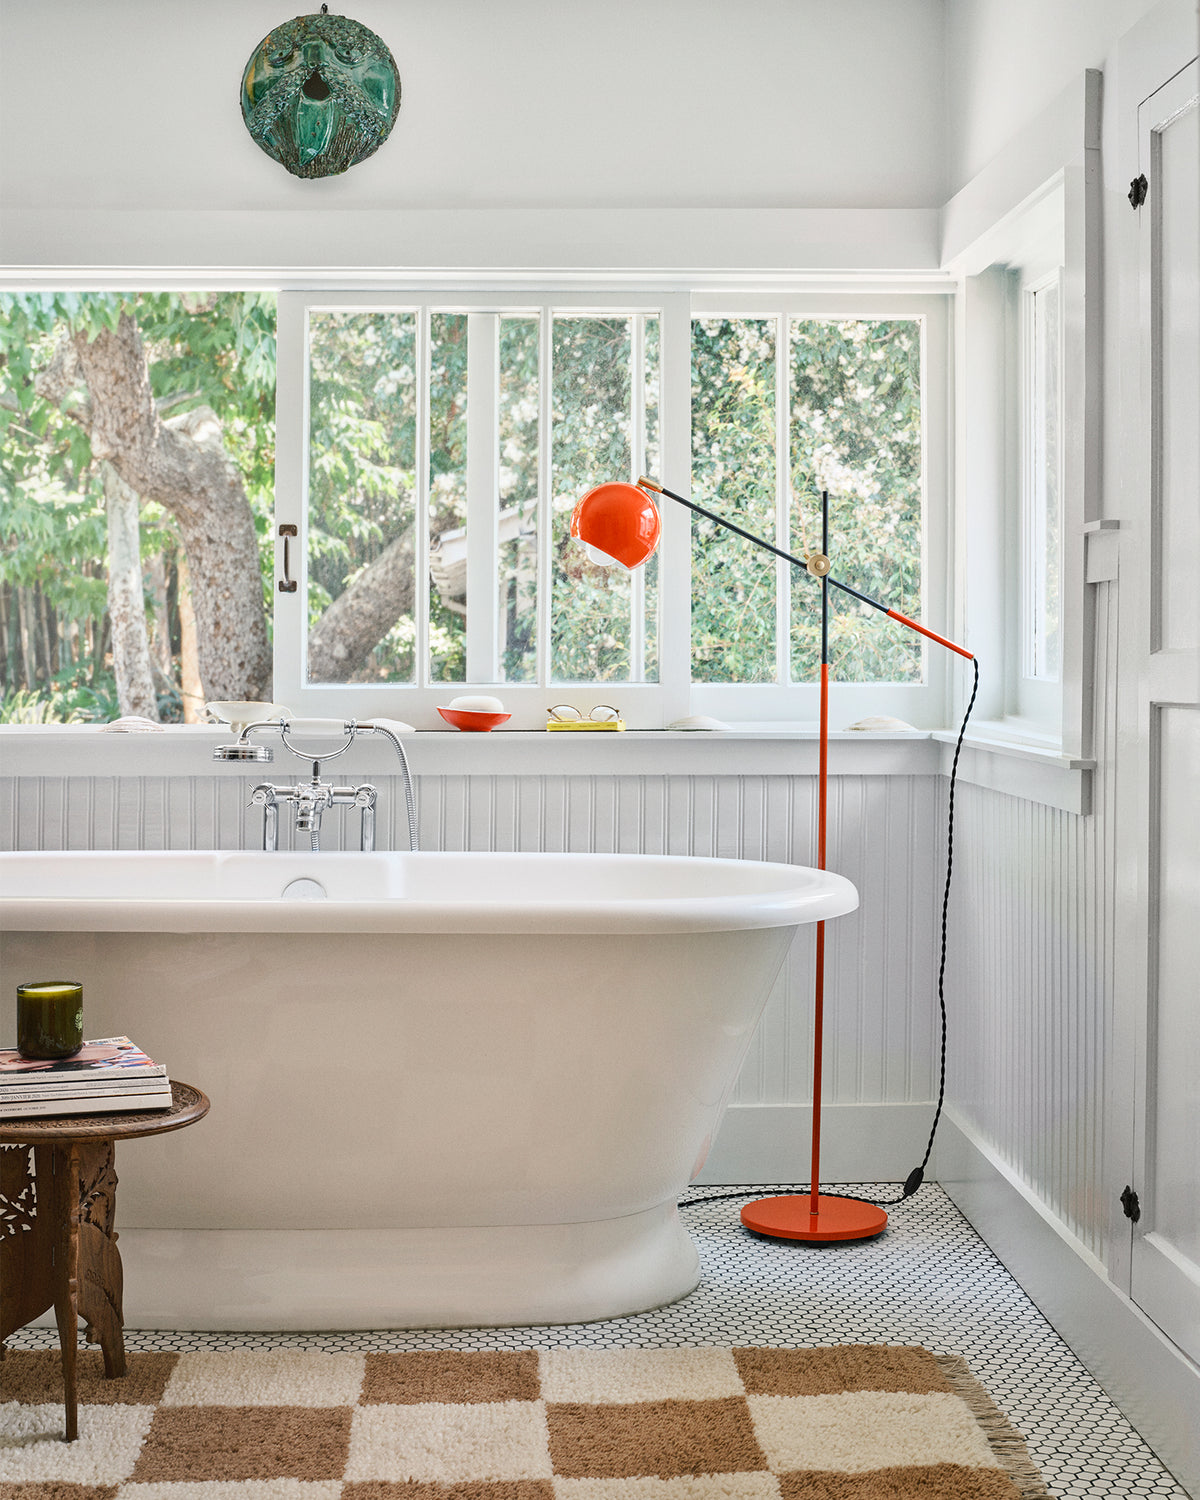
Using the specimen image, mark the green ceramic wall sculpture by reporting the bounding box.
[241,9,400,179]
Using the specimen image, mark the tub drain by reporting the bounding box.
[281,877,327,900]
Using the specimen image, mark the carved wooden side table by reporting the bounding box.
[0,1081,209,1440]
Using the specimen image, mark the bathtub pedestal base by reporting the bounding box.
[94,1204,701,1330]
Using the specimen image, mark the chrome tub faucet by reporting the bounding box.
[212,713,416,852]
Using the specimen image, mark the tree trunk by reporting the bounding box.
[72,314,272,702]
[176,547,204,723]
[307,532,416,682]
[17,588,35,689]
[144,547,175,684]
[0,586,10,685]
[37,587,54,684]
[102,462,160,721]
[96,613,111,687]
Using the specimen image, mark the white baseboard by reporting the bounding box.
[939,1108,1200,1499]
[694,1100,936,1185]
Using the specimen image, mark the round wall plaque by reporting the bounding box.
[241,9,401,179]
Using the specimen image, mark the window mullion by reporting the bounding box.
[775,310,791,684]
[659,293,693,723]
[466,313,499,682]
[536,307,554,688]
[273,293,306,704]
[629,313,647,683]
[415,306,432,688]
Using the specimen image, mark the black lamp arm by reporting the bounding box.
[638,476,974,662]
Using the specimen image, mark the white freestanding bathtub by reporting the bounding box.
[0,850,857,1330]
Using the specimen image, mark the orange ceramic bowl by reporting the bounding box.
[437,707,512,732]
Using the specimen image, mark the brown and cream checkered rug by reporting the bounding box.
[1,1344,1050,1498]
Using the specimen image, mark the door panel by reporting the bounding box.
[1153,78,1199,654]
[1130,58,1200,1364]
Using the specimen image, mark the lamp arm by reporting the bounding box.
[638,476,974,662]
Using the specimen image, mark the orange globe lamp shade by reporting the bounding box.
[571,482,662,570]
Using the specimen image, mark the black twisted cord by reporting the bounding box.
[681,655,981,1216]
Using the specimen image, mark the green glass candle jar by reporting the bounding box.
[17,981,84,1060]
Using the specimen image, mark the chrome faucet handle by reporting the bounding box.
[278,720,357,763]
[249,783,281,851]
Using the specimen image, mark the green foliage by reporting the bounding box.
[307,309,471,685]
[789,318,922,683]
[0,292,277,717]
[691,316,923,685]
[0,666,120,724]
[497,316,540,682]
[549,316,642,684]
[0,687,87,724]
[306,309,420,681]
[691,319,778,683]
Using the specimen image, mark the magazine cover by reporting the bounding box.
[0,1035,165,1079]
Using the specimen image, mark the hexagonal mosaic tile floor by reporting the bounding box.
[6,1184,1190,1498]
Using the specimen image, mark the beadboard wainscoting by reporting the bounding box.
[938,573,1120,1267]
[944,779,1108,1260]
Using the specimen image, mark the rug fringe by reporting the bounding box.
[934,1351,1054,1498]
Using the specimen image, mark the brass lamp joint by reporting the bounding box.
[636,475,664,493]
[805,552,832,578]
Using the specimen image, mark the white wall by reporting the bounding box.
[0,0,945,258]
[0,0,949,272]
[943,0,1174,193]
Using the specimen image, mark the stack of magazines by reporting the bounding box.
[0,1036,172,1119]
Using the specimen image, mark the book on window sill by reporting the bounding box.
[0,1036,167,1085]
[0,1085,173,1120]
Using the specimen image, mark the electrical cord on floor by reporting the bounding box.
[681,657,981,1218]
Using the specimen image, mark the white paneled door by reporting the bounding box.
[1127,57,1200,1365]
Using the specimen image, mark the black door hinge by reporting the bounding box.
[1128,174,1148,210]
[1120,1185,1141,1222]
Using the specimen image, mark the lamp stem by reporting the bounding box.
[810,491,831,1219]
[630,476,971,1243]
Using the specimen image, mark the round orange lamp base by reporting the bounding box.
[740,1194,888,1242]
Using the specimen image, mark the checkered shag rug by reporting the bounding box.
[0,1343,1051,1498]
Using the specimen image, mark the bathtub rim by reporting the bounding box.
[0,849,859,934]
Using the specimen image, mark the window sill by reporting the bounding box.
[932,725,1094,814]
[0,722,943,780]
[2,724,1095,808]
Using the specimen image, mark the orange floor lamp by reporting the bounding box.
[571,476,979,1244]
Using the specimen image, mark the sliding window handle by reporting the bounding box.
[278,524,298,593]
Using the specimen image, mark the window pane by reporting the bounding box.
[497,315,539,683]
[428,312,467,683]
[1028,281,1060,680]
[0,291,276,722]
[789,319,922,685]
[641,315,661,682]
[306,310,417,684]
[691,317,777,683]
[550,315,635,684]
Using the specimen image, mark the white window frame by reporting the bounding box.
[275,285,951,730]
[687,291,951,728]
[275,289,692,728]
[1018,264,1064,724]
[958,201,1068,746]
[945,70,1102,760]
